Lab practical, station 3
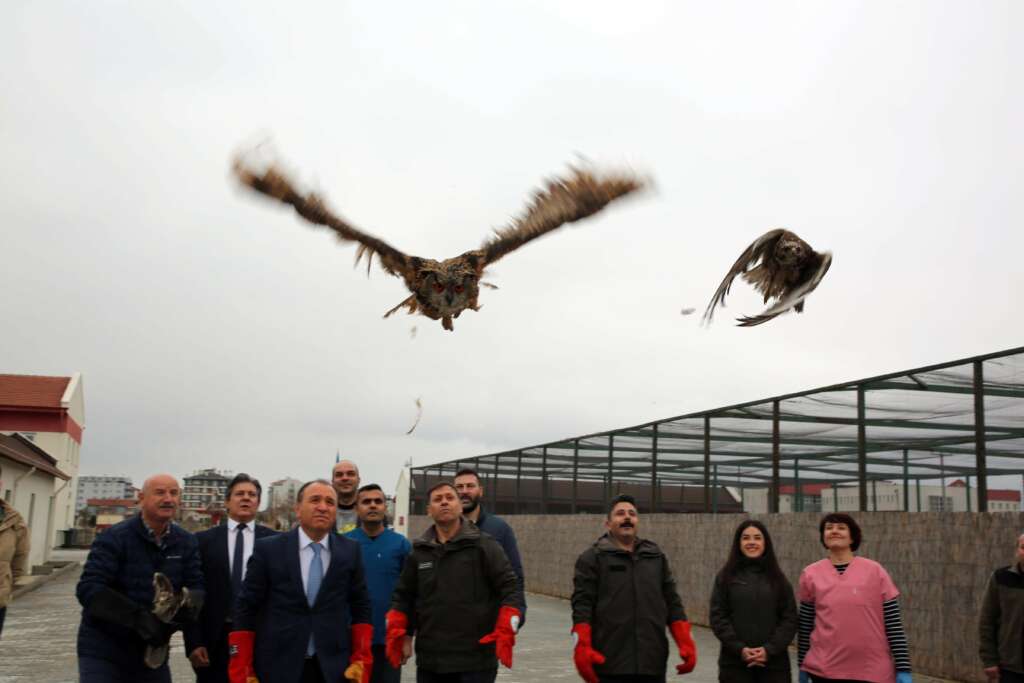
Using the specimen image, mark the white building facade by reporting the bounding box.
[0,373,85,548]
[76,476,134,511]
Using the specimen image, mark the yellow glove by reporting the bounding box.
[344,661,365,683]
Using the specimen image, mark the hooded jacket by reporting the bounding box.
[571,534,687,677]
[391,519,517,674]
[709,560,797,673]
[0,500,30,608]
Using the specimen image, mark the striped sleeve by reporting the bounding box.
[798,600,815,666]
[883,597,911,672]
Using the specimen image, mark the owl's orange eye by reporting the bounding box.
[454,285,464,294]
[433,283,445,293]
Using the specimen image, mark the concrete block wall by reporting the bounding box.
[410,511,1024,682]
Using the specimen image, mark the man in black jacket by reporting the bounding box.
[570,494,696,683]
[184,473,276,682]
[386,481,520,683]
[454,468,527,625]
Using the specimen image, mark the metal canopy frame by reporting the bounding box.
[411,346,1024,514]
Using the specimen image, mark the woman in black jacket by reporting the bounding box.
[710,520,797,682]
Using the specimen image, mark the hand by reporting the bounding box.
[347,623,373,683]
[188,646,211,669]
[135,611,173,646]
[895,673,912,683]
[385,610,409,669]
[746,646,767,667]
[984,666,1000,682]
[668,620,697,674]
[227,631,258,683]
[571,623,606,683]
[478,606,521,669]
[401,635,413,665]
[799,671,810,683]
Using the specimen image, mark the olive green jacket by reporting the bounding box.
[0,500,30,608]
[980,563,1024,673]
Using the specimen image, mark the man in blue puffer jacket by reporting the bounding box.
[76,473,205,682]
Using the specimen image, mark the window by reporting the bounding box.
[928,495,953,512]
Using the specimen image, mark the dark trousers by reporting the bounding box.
[79,656,172,683]
[194,631,230,683]
[416,668,497,683]
[719,666,792,683]
[0,606,6,638]
[999,670,1024,683]
[371,643,402,683]
[302,657,327,683]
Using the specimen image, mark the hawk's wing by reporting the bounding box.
[736,251,832,327]
[701,229,786,325]
[480,166,645,267]
[232,156,414,282]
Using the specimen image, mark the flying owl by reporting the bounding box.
[702,229,832,327]
[232,153,646,331]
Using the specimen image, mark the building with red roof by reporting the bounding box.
[0,372,84,549]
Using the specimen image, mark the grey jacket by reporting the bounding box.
[980,563,1024,672]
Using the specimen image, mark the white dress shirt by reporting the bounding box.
[298,527,331,593]
[227,517,255,582]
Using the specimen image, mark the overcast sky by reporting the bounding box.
[1,2,1021,495]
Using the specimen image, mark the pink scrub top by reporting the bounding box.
[798,556,899,683]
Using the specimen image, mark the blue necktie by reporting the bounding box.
[306,542,323,656]
[231,523,246,599]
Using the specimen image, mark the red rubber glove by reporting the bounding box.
[478,605,521,668]
[669,620,697,674]
[571,623,606,683]
[345,622,374,683]
[385,609,409,669]
[227,630,259,683]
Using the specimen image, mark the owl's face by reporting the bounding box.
[774,234,808,267]
[414,265,480,317]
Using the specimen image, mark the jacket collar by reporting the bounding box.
[0,500,23,532]
[594,533,661,557]
[415,517,480,548]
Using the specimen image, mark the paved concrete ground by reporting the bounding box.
[0,559,953,682]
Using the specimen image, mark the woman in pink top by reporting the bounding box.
[797,513,911,683]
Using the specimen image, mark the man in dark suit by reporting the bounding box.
[184,474,276,682]
[228,478,373,683]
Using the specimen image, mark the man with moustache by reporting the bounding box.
[76,473,205,682]
[346,484,412,683]
[333,460,361,534]
[453,468,527,624]
[570,494,696,683]
[228,479,373,683]
[386,482,520,683]
[185,474,276,682]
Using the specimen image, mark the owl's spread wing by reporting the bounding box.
[480,166,645,266]
[701,228,786,325]
[232,156,413,281]
[736,251,832,327]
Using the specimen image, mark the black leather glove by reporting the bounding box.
[87,587,173,646]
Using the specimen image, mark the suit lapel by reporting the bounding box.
[285,528,305,604]
[214,525,231,591]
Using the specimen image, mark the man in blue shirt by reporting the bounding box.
[346,484,412,683]
[454,468,527,625]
